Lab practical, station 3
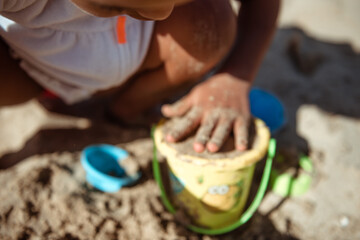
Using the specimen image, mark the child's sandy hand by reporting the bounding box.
[161,73,251,153]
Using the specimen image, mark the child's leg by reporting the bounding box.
[0,38,43,107]
[110,0,237,119]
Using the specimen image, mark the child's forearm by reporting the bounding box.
[222,0,280,82]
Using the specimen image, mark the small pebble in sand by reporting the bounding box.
[339,216,349,228]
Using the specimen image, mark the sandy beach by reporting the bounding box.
[1,0,359,239]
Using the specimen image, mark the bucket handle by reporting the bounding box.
[152,126,276,235]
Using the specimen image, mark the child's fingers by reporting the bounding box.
[161,96,191,117]
[193,112,219,153]
[166,107,202,142]
[234,116,249,151]
[206,115,234,153]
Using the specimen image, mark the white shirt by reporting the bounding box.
[0,0,154,103]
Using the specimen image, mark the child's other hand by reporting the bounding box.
[161,73,251,153]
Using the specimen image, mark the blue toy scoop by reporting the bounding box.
[81,144,141,192]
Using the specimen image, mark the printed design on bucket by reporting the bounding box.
[201,179,244,213]
[169,171,185,194]
[169,171,201,219]
[197,175,204,184]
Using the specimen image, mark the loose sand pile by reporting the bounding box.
[0,139,289,240]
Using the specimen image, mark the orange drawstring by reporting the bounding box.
[116,16,127,44]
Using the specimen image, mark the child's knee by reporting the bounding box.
[188,0,237,60]
[161,0,237,83]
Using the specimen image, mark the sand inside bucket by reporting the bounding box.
[161,118,259,160]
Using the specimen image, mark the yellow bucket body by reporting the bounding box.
[154,119,270,229]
